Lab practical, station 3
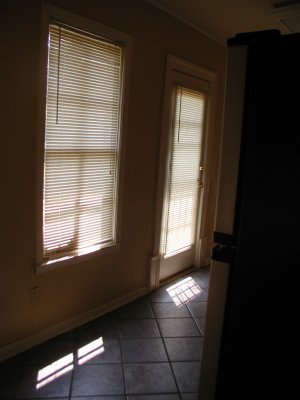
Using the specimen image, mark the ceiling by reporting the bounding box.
[146,0,300,45]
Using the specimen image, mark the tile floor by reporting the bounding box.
[0,265,210,400]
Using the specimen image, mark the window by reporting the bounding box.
[38,10,130,268]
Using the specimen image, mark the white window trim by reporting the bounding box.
[35,3,132,273]
[150,55,218,289]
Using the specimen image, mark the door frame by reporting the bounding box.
[149,55,218,289]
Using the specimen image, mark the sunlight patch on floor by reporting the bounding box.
[166,276,202,306]
[77,337,104,365]
[36,353,74,389]
[36,337,104,389]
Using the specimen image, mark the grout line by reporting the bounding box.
[149,298,183,400]
[10,362,25,400]
[68,329,78,399]
[117,310,128,398]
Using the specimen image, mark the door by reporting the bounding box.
[159,71,209,281]
[198,44,248,400]
[205,32,300,400]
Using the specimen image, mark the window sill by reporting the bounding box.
[35,243,121,274]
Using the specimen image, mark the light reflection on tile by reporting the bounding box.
[166,277,202,306]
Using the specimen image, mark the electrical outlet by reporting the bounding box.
[29,286,40,309]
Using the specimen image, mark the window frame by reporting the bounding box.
[36,3,132,273]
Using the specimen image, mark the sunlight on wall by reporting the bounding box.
[166,276,202,306]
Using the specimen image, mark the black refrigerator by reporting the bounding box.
[199,30,300,400]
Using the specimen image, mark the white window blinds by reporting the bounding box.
[43,23,123,263]
[164,86,206,256]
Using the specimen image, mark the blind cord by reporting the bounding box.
[177,87,182,143]
[56,26,61,125]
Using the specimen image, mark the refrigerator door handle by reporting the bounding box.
[212,243,236,263]
[212,231,236,263]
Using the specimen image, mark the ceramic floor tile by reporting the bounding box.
[157,318,201,337]
[187,288,209,302]
[121,338,168,362]
[119,319,160,338]
[171,362,201,393]
[124,363,178,395]
[192,265,210,278]
[152,302,191,318]
[70,396,125,399]
[191,276,209,289]
[14,365,72,398]
[162,276,208,306]
[164,337,204,361]
[127,395,180,399]
[160,276,205,307]
[25,338,75,366]
[21,398,68,400]
[194,318,206,335]
[117,297,154,319]
[0,364,22,399]
[187,302,207,318]
[150,287,174,303]
[76,339,121,364]
[76,314,119,341]
[181,393,199,399]
[72,364,124,396]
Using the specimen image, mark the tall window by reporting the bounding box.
[43,22,124,264]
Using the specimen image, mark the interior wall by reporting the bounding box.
[0,0,226,356]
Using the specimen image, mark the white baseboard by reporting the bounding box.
[149,255,161,290]
[202,256,211,267]
[0,286,149,362]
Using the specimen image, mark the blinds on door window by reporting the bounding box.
[43,23,123,263]
[164,86,206,256]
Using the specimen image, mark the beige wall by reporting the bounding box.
[0,0,226,356]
